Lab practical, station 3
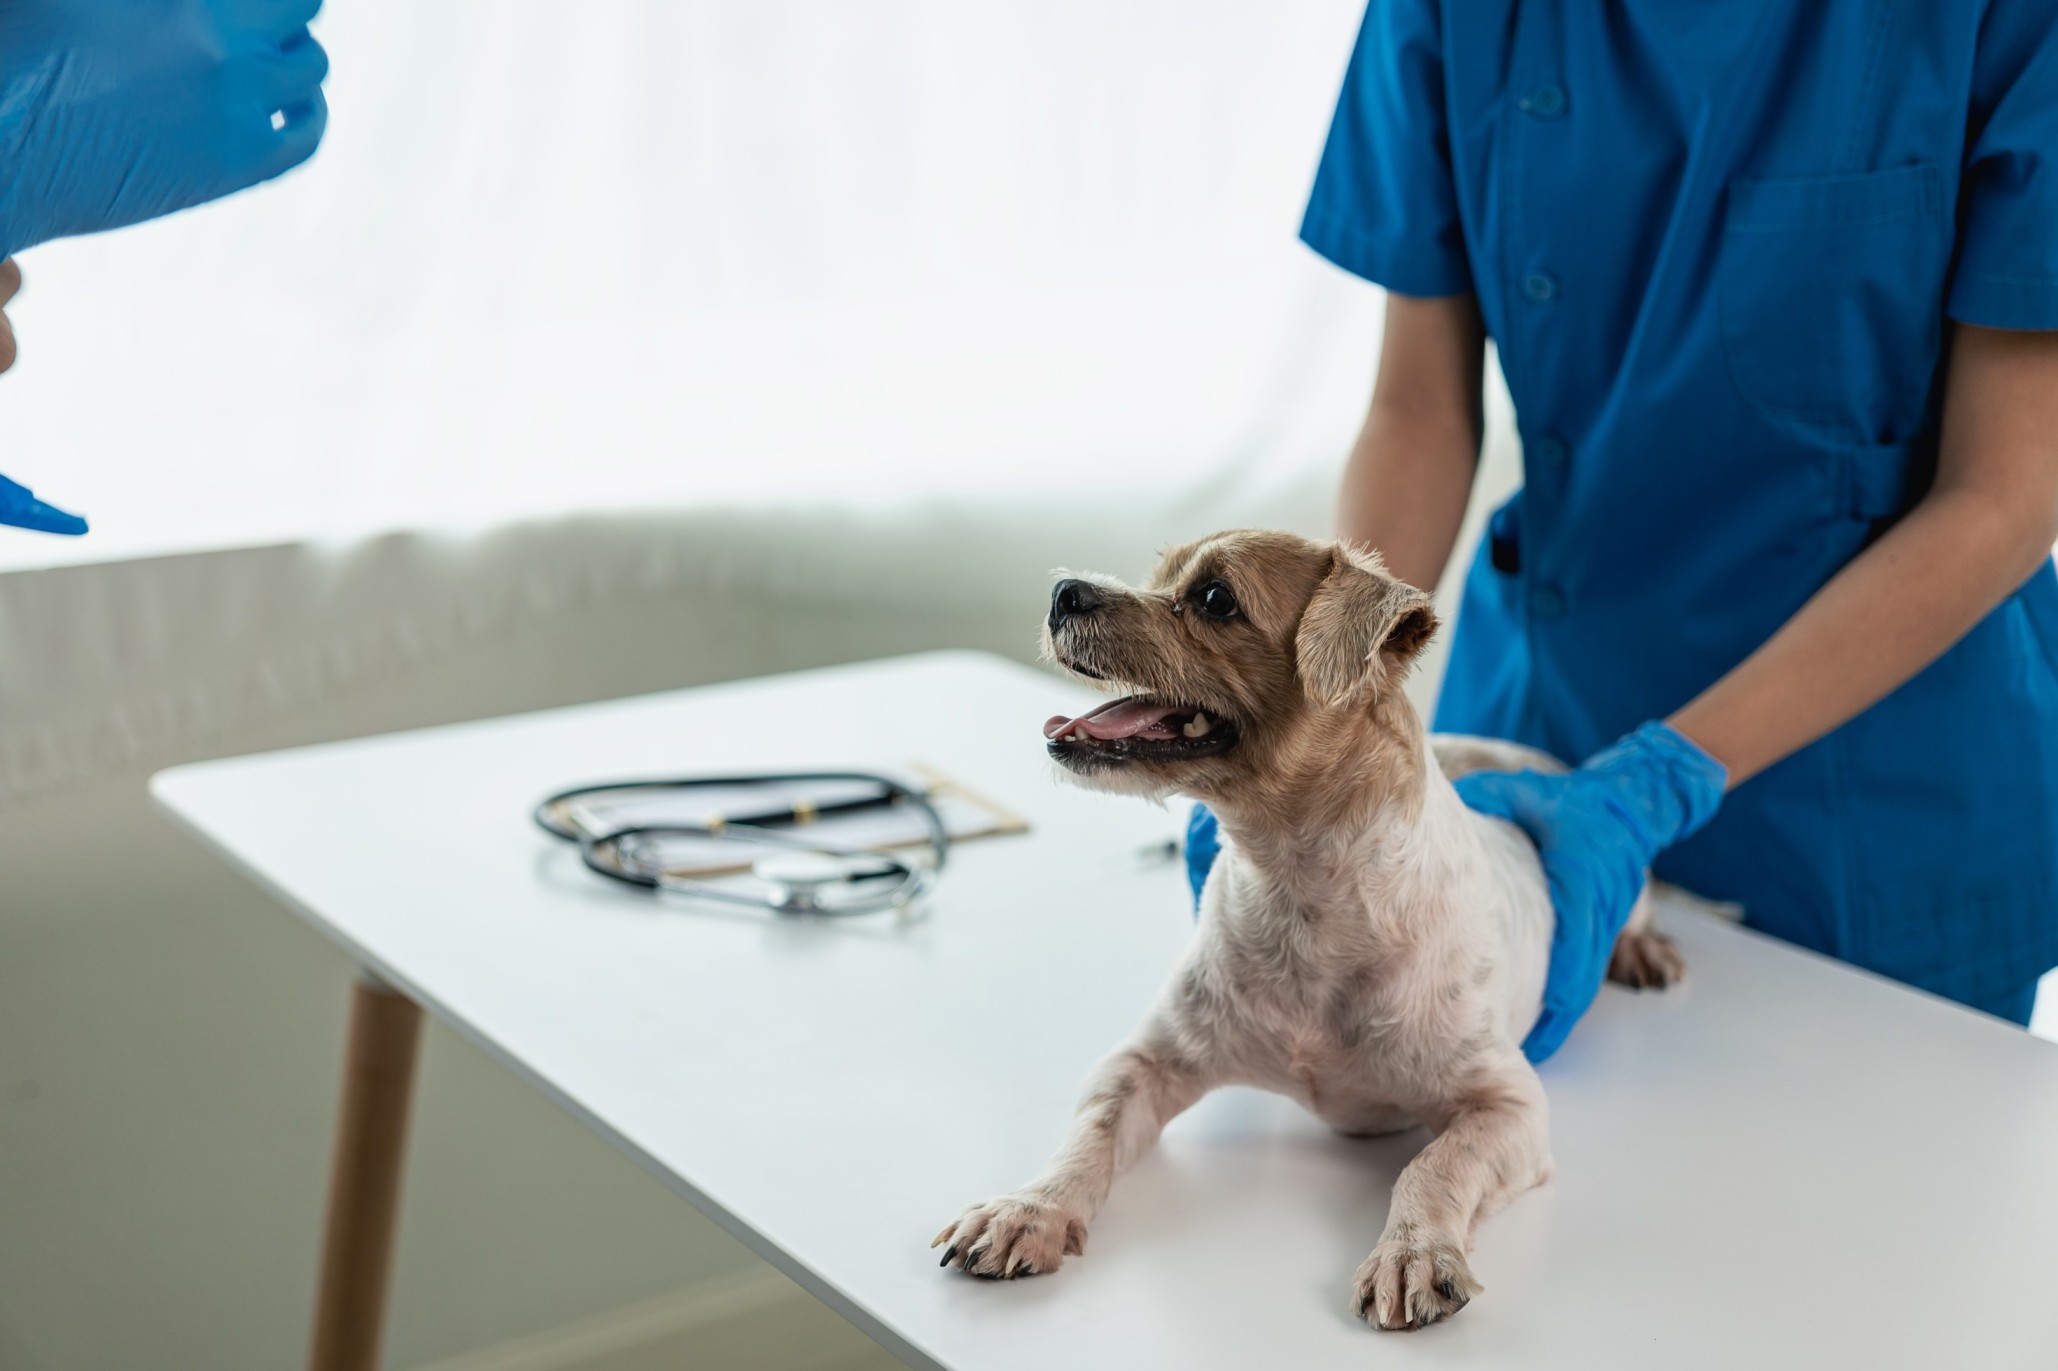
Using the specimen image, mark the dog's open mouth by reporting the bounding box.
[1043,697,1240,762]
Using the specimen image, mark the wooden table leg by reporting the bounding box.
[310,976,424,1371]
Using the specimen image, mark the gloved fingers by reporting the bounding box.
[3,499,90,536]
[0,258,19,307]
[1520,1008,1575,1064]
[1449,771,1532,826]
[1558,844,1649,944]
[254,88,328,180]
[0,309,15,375]
[1184,802,1221,911]
[1542,874,1607,960]
[228,0,327,38]
[0,476,88,536]
[251,29,330,109]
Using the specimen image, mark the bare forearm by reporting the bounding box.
[1337,294,1486,591]
[0,258,19,374]
[1337,408,1480,591]
[1672,488,2056,783]
[1673,325,2058,785]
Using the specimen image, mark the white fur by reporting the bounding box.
[935,537,1677,1330]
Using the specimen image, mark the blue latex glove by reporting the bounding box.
[1455,722,1728,1063]
[0,0,329,260]
[1184,802,1220,909]
[0,471,86,534]
[0,0,328,535]
[1180,725,1722,1060]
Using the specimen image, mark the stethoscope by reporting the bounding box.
[533,771,949,915]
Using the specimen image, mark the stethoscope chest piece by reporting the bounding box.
[744,852,885,913]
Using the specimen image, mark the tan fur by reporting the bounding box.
[933,530,1680,1329]
[1296,544,1438,707]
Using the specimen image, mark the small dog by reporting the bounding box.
[933,529,1682,1330]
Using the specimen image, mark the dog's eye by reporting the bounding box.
[1195,580,1240,620]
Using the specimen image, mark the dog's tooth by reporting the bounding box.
[1183,712,1212,738]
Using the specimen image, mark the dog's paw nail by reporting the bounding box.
[940,1245,959,1268]
[935,1197,1078,1281]
[1354,1237,1475,1332]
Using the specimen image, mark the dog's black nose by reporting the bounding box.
[1049,578,1106,631]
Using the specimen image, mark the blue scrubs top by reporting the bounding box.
[1303,1,2058,1011]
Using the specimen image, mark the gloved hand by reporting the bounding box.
[1184,802,1221,909]
[0,0,328,534]
[1455,722,1728,1063]
[0,0,329,260]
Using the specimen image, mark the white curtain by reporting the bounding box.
[2,0,1383,563]
[0,0,1507,802]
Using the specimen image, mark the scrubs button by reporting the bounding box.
[1520,84,1567,119]
[1522,272,1559,303]
[1533,435,1569,473]
[1530,585,1568,620]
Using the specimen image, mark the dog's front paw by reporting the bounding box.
[933,1194,1088,1280]
[1352,1233,1479,1331]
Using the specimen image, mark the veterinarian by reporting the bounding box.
[0,0,329,534]
[1195,3,2058,1056]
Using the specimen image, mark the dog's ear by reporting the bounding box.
[1295,545,1439,707]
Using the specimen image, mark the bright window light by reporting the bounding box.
[0,0,1381,570]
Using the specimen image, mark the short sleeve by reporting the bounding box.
[1947,0,2058,330]
[1299,0,1471,297]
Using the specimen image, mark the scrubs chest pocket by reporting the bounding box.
[1720,164,1950,447]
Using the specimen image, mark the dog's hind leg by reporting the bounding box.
[1353,1062,1551,1331]
[933,1033,1210,1280]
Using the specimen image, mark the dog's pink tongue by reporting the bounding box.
[1043,697,1180,741]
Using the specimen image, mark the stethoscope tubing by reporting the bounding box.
[533,771,949,913]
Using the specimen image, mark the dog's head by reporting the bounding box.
[1040,529,1438,803]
